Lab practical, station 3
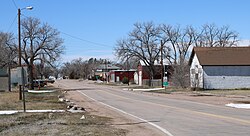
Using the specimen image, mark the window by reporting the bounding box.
[195,74,199,80]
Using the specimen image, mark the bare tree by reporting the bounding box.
[0,32,16,68]
[0,32,17,91]
[15,17,64,89]
[161,25,195,87]
[115,22,169,86]
[194,24,238,47]
[161,25,196,64]
[115,22,239,88]
[161,24,239,88]
[60,58,109,80]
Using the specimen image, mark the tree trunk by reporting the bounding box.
[148,77,152,87]
[148,69,154,87]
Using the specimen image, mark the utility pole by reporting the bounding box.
[105,59,108,83]
[17,6,33,111]
[160,40,163,88]
[127,56,129,86]
[8,60,11,92]
[18,8,26,111]
[22,66,26,112]
[18,8,22,100]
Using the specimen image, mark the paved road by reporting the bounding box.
[57,80,250,136]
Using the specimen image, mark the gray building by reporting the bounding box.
[0,68,8,91]
[92,64,120,81]
[189,47,250,89]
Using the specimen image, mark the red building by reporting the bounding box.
[137,60,172,86]
[108,70,136,83]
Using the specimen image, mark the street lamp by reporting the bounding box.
[18,6,33,66]
[17,6,33,107]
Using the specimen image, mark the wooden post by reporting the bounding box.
[160,40,163,88]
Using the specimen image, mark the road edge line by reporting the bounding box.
[77,90,174,136]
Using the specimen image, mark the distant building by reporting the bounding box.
[93,64,120,81]
[189,47,250,89]
[0,66,28,91]
[137,60,171,86]
[108,69,136,83]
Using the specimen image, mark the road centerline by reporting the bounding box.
[77,90,174,136]
[98,88,250,125]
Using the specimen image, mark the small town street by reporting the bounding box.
[56,80,250,136]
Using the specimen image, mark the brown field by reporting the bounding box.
[0,86,127,136]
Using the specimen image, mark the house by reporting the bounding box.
[93,64,120,81]
[108,69,136,83]
[0,66,29,91]
[189,47,250,89]
[137,60,171,86]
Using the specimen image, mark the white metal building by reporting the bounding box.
[189,47,250,89]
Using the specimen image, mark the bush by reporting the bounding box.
[122,77,129,84]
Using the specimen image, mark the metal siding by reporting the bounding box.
[203,66,250,89]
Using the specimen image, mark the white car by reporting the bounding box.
[49,76,56,80]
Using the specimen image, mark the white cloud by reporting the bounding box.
[238,40,250,46]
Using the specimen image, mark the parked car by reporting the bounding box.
[49,76,56,80]
[47,76,56,83]
[33,80,45,87]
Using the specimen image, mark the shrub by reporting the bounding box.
[122,77,129,84]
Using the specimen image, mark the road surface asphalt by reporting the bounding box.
[56,80,250,136]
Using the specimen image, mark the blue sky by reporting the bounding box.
[1,0,250,62]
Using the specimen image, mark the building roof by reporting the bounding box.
[97,64,120,70]
[110,69,137,72]
[139,60,169,66]
[189,47,250,66]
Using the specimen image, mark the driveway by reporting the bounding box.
[56,80,250,136]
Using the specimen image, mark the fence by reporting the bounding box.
[142,79,162,87]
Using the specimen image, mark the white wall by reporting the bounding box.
[139,71,142,86]
[134,72,139,84]
[203,66,250,89]
[190,54,203,88]
[110,73,115,82]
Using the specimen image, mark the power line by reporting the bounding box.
[7,14,17,32]
[11,0,18,9]
[5,8,114,49]
[7,0,18,32]
[61,31,114,48]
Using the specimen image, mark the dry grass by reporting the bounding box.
[196,89,250,96]
[146,87,250,96]
[0,112,127,136]
[146,87,190,94]
[0,89,127,136]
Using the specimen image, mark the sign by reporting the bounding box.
[163,76,168,81]
[163,82,168,87]
[17,67,28,84]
